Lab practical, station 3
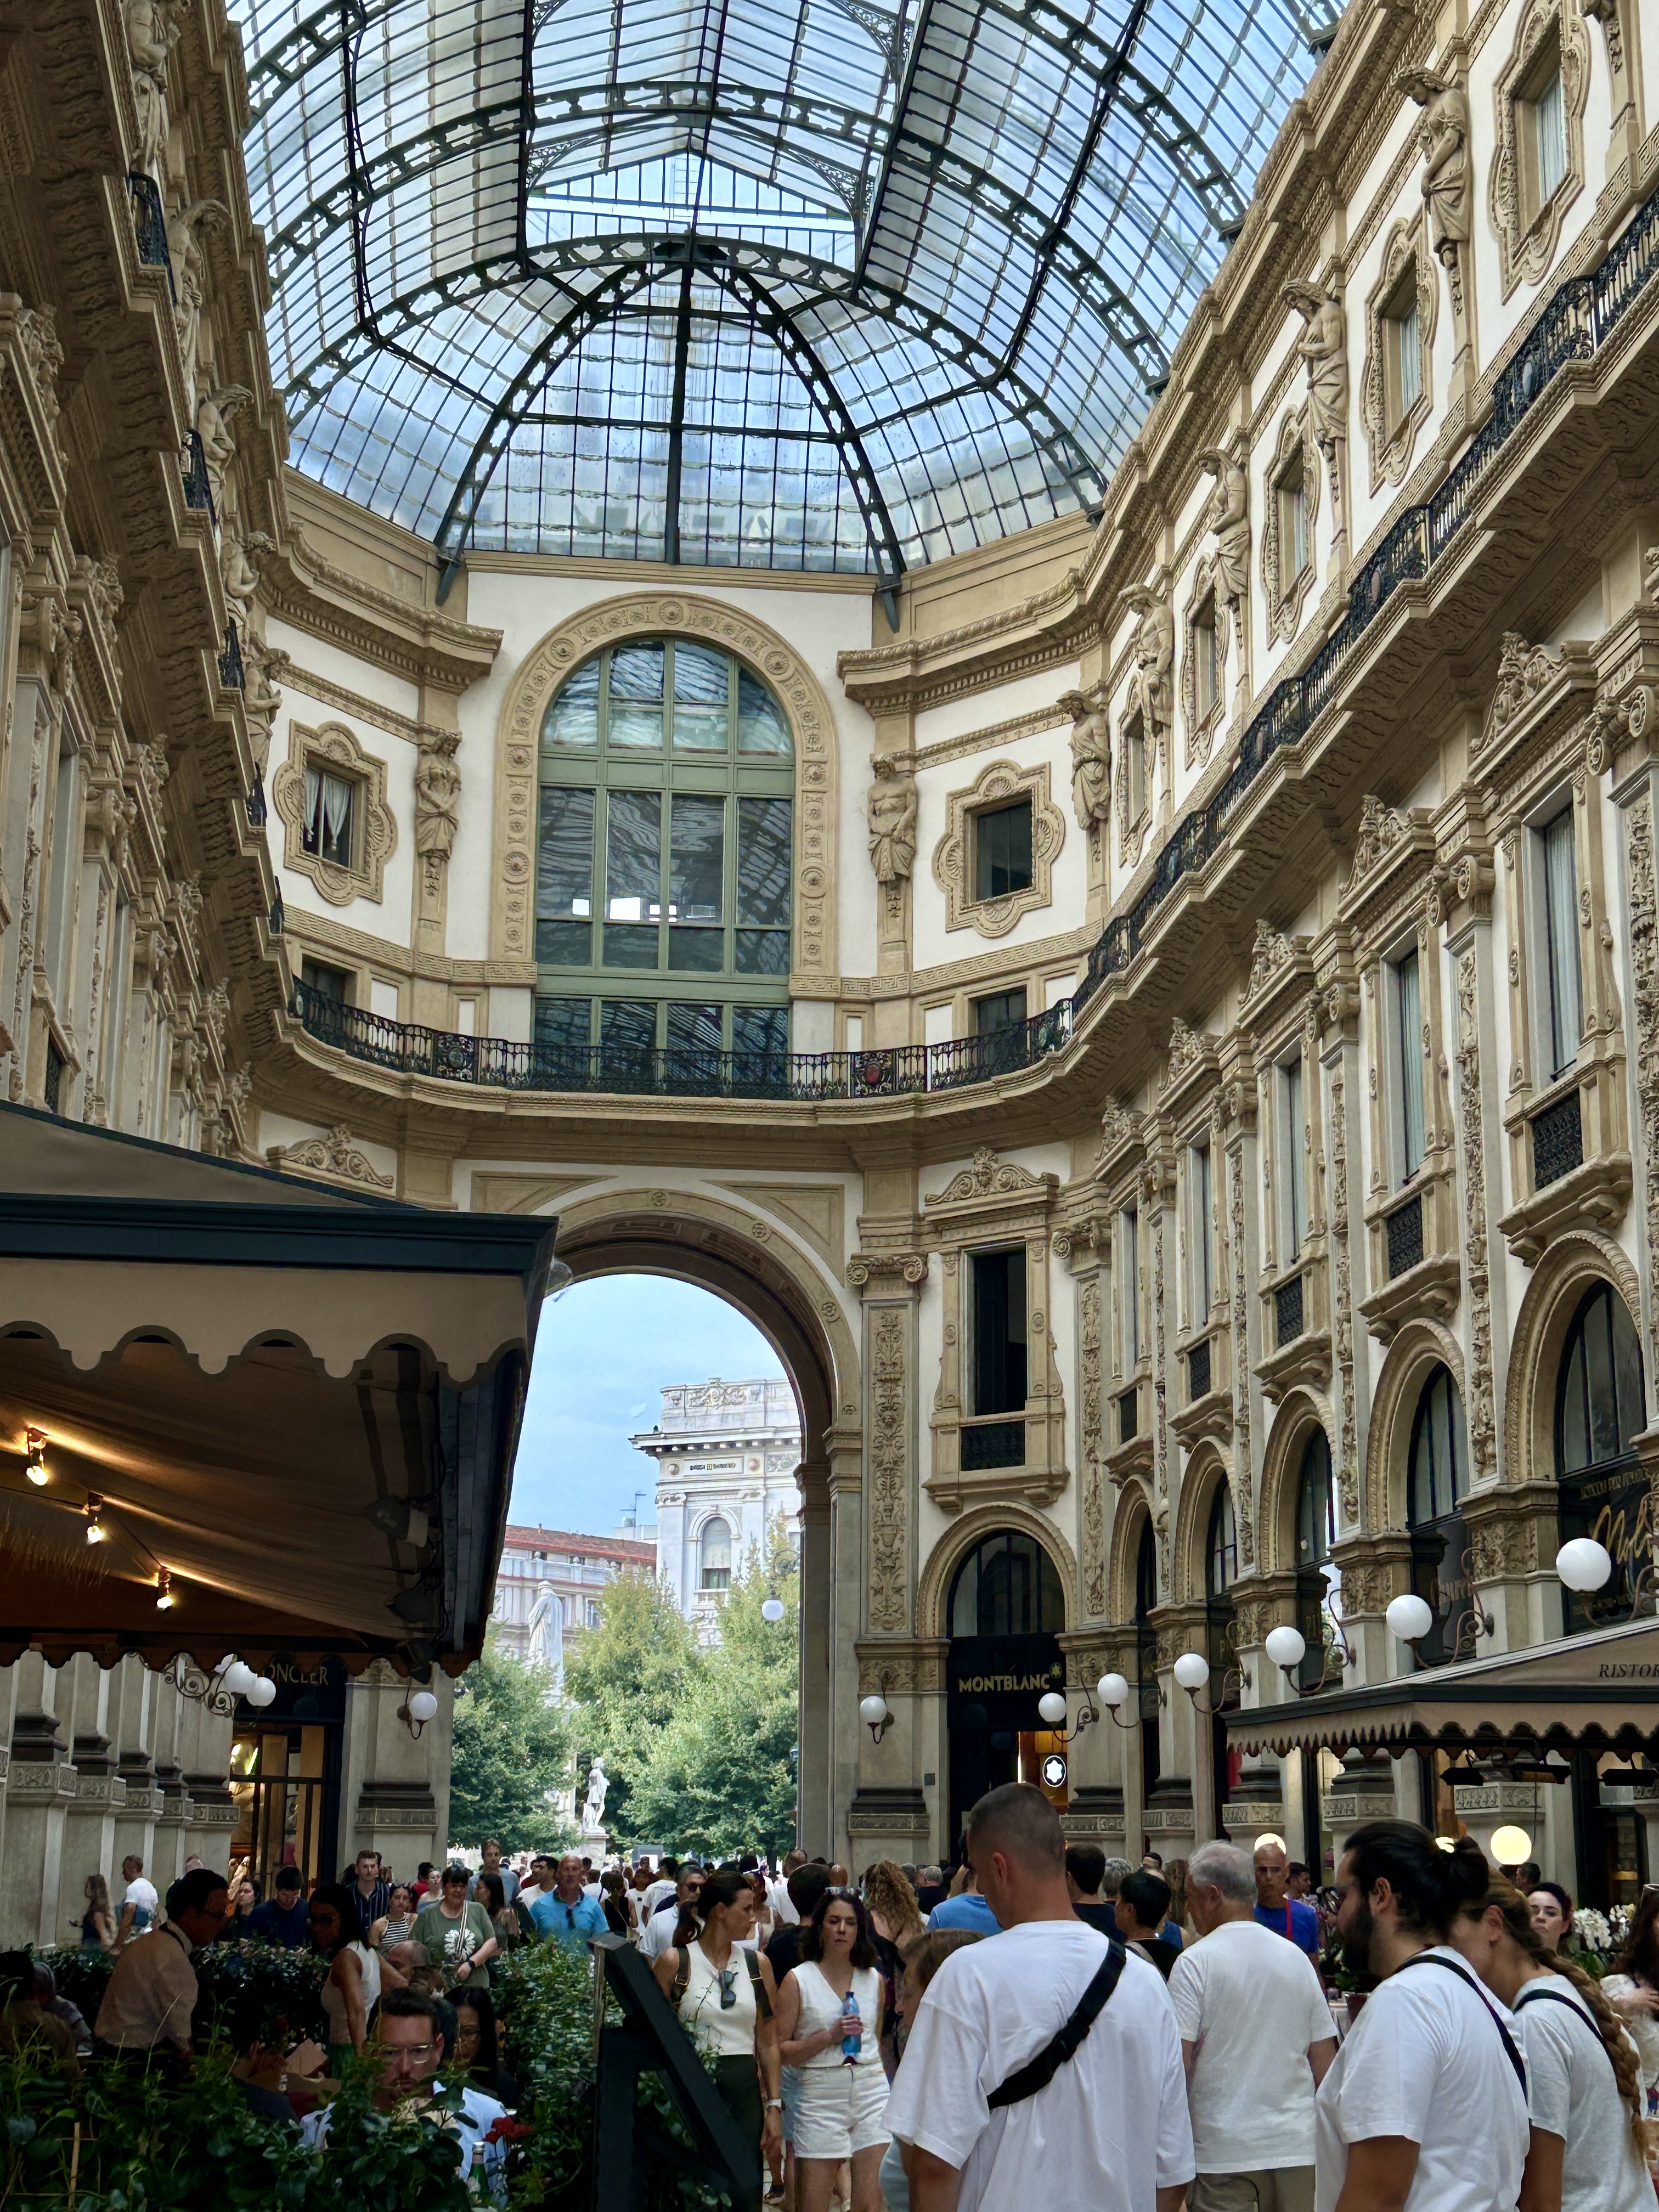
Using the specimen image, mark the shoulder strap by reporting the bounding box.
[987,1940,1126,2111]
[1513,1984,1621,2078]
[672,1943,692,2010]
[746,1948,771,2021]
[1397,1952,1527,2096]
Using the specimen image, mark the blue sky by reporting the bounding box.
[511,1274,788,1536]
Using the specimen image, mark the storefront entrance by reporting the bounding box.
[946,1530,1067,1854]
[229,1654,346,1893]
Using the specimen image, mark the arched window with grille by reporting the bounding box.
[1556,1282,1650,1627]
[1133,1515,1161,1797]
[1294,1429,1337,1690]
[533,637,794,1079]
[1407,1364,1470,1666]
[947,1528,1065,1638]
[699,1516,733,1592]
[1204,1482,1242,1817]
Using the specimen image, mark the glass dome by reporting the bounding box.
[237,0,1327,585]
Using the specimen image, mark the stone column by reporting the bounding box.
[797,1479,831,1856]
[1,1655,77,1948]
[827,1419,866,1866]
[55,1654,123,1943]
[110,1656,160,1881]
[341,1662,450,1871]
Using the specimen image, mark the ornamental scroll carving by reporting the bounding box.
[925,1146,1045,1204]
[868,1306,910,1634]
[273,721,397,906]
[1246,919,1295,1000]
[933,758,1065,939]
[267,1125,394,1190]
[1627,795,1659,1380]
[1231,1143,1251,1520]
[1346,795,1410,889]
[847,1251,928,1289]
[1081,1278,1105,1618]
[1479,633,1562,754]
[1454,952,1497,1479]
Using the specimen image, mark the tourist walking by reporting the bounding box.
[468,1839,520,1906]
[341,1849,391,1944]
[1256,1839,1322,1960]
[452,1984,519,2108]
[1064,1843,1119,1933]
[1451,1866,1652,2212]
[414,1863,500,1987]
[1113,1869,1179,1979]
[774,1889,889,2212]
[641,1863,706,1960]
[601,1865,637,1938]
[249,1865,311,1946]
[371,1881,418,1951]
[877,1931,983,2210]
[79,1872,116,1950]
[115,1854,159,1945]
[308,1880,384,2072]
[1168,1839,1335,2212]
[923,1863,999,1934]
[1525,1881,1575,1950]
[1601,1887,1659,2092]
[1314,1821,1530,2212]
[885,1782,1193,2212]
[529,1853,608,1954]
[653,1864,781,2212]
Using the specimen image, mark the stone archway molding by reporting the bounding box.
[1172,1440,1233,1606]
[916,1500,1080,1644]
[1257,1388,1336,1575]
[490,592,842,982]
[1503,1228,1645,1487]
[1107,1476,1154,1623]
[1364,1317,1466,1533]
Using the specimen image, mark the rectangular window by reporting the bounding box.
[1283,1057,1306,1256]
[302,764,356,867]
[1277,459,1308,594]
[973,988,1028,1036]
[671,642,729,752]
[1396,950,1425,1180]
[44,740,79,1000]
[668,793,724,972]
[1191,1142,1212,1315]
[535,786,595,966]
[599,999,657,1063]
[603,789,662,967]
[975,797,1034,900]
[735,795,791,975]
[1121,1206,1140,1365]
[534,996,592,1051]
[1193,597,1218,719]
[1533,64,1567,206]
[1389,289,1422,422]
[605,642,665,748]
[1540,805,1582,1077]
[300,958,350,1003]
[733,1005,788,1058]
[971,1248,1028,1415]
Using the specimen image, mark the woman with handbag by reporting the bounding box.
[654,1864,782,2212]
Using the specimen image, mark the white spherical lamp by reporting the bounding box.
[408,1689,439,1725]
[221,1660,256,1699]
[859,1694,889,1728]
[1173,1651,1211,1693]
[1385,1593,1434,1643]
[247,1675,277,1708]
[1037,1690,1068,1727]
[761,1596,786,1623]
[1555,1538,1613,1594]
[1489,1824,1533,1866]
[1097,1672,1130,1709]
[1265,1625,1307,1671]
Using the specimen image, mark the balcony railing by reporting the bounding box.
[1273,1275,1304,1348]
[127,173,173,291]
[1531,1088,1583,1188]
[1386,1193,1425,1279]
[285,173,1659,1108]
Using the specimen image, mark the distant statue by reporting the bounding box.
[866,753,918,896]
[525,1579,565,1694]
[1062,685,1111,832]
[196,383,252,509]
[1398,66,1472,267]
[581,1756,609,1837]
[219,528,273,639]
[125,0,179,180]
[166,199,228,405]
[1120,578,1174,755]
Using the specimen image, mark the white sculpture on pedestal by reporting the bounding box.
[525,1578,565,1694]
[581,1755,610,1838]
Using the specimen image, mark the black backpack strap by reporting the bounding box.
[1398,1952,1527,2097]
[1513,1984,1620,2079]
[746,1948,771,2021]
[986,1939,1126,2111]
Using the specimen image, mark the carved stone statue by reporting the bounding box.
[219,528,272,637]
[16,306,64,434]
[1283,284,1349,460]
[166,199,228,404]
[241,636,290,770]
[525,1579,566,1694]
[415,729,461,859]
[1062,685,1111,832]
[1197,447,1250,645]
[195,383,252,510]
[580,1756,609,1837]
[1120,578,1174,753]
[867,752,918,891]
[125,0,179,179]
[1399,67,1473,266]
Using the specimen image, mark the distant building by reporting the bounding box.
[633,1379,801,1639]
[491,1525,657,1689]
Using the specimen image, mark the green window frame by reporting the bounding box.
[533,637,795,1056]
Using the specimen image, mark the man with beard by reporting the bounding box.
[1313,1822,1529,2212]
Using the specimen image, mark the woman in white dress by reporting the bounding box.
[773,1890,888,2212]
[1602,1888,1659,2098]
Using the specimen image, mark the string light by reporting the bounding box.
[155,1568,176,1611]
[84,1496,106,1544]
[23,1427,48,1486]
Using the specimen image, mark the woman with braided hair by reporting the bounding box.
[1450,1867,1652,2212]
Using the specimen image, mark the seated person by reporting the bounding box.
[300,1988,507,2200]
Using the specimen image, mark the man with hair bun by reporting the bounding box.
[884,1781,1192,2211]
[1314,1821,1529,2212]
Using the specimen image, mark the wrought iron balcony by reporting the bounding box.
[1386,1193,1425,1279]
[246,766,267,829]
[1187,1336,1212,1401]
[219,624,245,689]
[1531,1088,1583,1188]
[126,173,172,290]
[179,430,215,521]
[1273,1274,1304,1348]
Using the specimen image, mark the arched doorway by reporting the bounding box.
[1555,1281,1650,1628]
[1204,1482,1240,1828]
[945,1528,1066,1852]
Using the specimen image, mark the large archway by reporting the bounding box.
[938,1525,1069,1851]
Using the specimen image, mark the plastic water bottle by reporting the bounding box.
[840,1989,861,2064]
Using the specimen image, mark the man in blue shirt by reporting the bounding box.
[925,1866,1001,1934]
[1252,1839,1321,1959]
[529,1854,607,1953]
[248,1866,310,1948]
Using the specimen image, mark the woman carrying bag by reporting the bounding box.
[653,1864,782,2212]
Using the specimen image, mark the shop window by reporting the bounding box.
[1556,1282,1650,1627]
[699,1517,732,1592]
[974,797,1034,901]
[1537,806,1582,1079]
[1407,1364,1471,1667]
[1205,1483,1242,1818]
[947,1527,1064,1637]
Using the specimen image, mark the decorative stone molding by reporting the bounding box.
[1180,554,1225,767]
[1478,633,1564,756]
[1363,219,1436,490]
[1328,1065,1359,1527]
[847,1250,929,1289]
[856,1640,947,1695]
[490,594,840,983]
[925,1146,1047,1205]
[1622,791,1659,1376]
[1080,1273,1107,1618]
[868,1304,911,1633]
[266,1124,396,1190]
[848,1788,932,1838]
[1580,0,1624,72]
[932,757,1065,939]
[1345,795,1413,893]
[1453,950,1497,1480]
[1260,409,1320,644]
[1490,0,1590,299]
[273,721,397,907]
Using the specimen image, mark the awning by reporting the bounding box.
[0,1104,557,1674]
[1227,1611,1659,1757]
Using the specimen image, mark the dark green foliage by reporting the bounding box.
[449,1634,577,1853]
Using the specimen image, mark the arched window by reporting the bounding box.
[1295,1429,1337,1691]
[699,1517,732,1592]
[1407,1364,1470,1666]
[947,1528,1065,1638]
[1556,1282,1650,1624]
[1133,1513,1161,1794]
[1206,1483,1238,1600]
[533,638,794,1071]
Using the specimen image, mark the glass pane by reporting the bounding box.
[537,921,592,965]
[737,798,792,928]
[738,669,793,756]
[605,791,661,923]
[1586,1289,1620,1466]
[670,928,725,971]
[735,929,790,975]
[537,787,594,919]
[977,799,1033,899]
[733,1006,788,1057]
[534,996,592,1049]
[673,644,729,751]
[600,1001,657,1056]
[669,795,724,923]
[541,656,600,747]
[667,1003,722,1053]
[1398,953,1425,1177]
[603,925,659,968]
[1560,1328,1589,1472]
[609,643,664,701]
[608,706,664,750]
[1543,810,1582,1076]
[1612,1292,1645,1450]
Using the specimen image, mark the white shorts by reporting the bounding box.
[791,2061,890,2161]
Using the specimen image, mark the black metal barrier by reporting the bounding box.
[590,1933,761,2211]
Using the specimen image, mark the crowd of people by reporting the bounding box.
[29,1809,1659,2212]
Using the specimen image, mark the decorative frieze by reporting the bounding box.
[868,1305,910,1633]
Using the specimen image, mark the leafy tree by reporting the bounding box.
[564,1566,703,1839]
[448,1630,577,1853]
[624,1523,799,1857]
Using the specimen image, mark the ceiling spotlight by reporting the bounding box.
[155,1569,176,1611]
[23,1427,48,1485]
[84,1496,106,1544]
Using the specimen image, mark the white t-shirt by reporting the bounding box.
[884,1920,1193,2212]
[1168,1917,1334,2171]
[1514,1973,1651,2212]
[121,1876,159,1933]
[640,1901,688,1961]
[1313,1948,1529,2212]
[770,1879,799,1926]
[641,1878,678,1921]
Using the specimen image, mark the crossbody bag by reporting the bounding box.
[986,1937,1127,2110]
[1397,1950,1528,2096]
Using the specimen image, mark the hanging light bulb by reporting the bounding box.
[155,1568,176,1611]
[221,1660,256,1699]
[761,1596,785,1623]
[84,1496,106,1544]
[23,1428,48,1486]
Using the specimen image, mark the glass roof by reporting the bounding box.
[237,0,1325,586]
